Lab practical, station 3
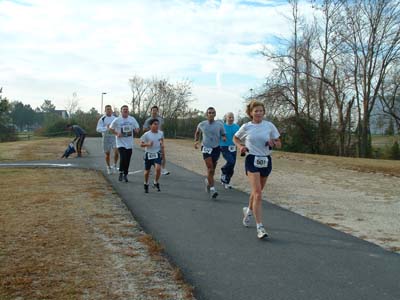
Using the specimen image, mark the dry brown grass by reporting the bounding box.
[0,137,71,161]
[0,168,195,300]
[138,234,165,259]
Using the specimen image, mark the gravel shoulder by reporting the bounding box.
[164,139,400,253]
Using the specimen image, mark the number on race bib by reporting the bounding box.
[147,152,158,160]
[254,156,269,168]
[122,125,132,133]
[228,145,236,152]
[202,147,213,154]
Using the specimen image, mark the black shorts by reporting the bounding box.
[202,146,221,163]
[144,152,162,170]
[245,154,272,177]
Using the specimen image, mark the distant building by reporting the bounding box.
[54,110,69,119]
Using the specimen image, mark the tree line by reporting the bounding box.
[0,76,204,142]
[128,75,205,138]
[255,0,400,158]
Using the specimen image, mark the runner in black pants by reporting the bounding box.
[110,105,140,182]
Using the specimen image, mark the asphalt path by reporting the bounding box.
[3,137,399,300]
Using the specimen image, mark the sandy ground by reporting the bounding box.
[163,139,400,254]
[0,168,194,300]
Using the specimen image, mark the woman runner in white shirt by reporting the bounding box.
[234,100,281,239]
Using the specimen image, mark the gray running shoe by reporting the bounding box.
[210,188,218,199]
[107,167,112,175]
[242,207,252,227]
[257,226,269,239]
[153,182,161,192]
[162,169,170,175]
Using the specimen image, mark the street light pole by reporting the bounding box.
[101,92,107,113]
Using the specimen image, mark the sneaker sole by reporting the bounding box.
[211,192,218,199]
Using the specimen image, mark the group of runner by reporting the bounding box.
[95,104,168,191]
[93,100,281,239]
[193,100,281,239]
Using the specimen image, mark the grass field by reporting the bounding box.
[0,137,71,161]
[0,168,193,299]
[371,134,399,147]
[0,139,194,299]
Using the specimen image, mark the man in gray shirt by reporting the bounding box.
[143,106,170,175]
[194,107,226,199]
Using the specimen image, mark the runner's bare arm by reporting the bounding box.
[140,140,153,147]
[160,138,164,148]
[221,126,227,142]
[233,136,247,154]
[194,127,201,149]
[110,127,122,137]
[268,138,282,149]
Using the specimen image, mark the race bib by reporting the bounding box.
[121,125,132,137]
[202,147,213,154]
[122,125,132,133]
[228,145,237,152]
[254,156,269,168]
[147,152,158,160]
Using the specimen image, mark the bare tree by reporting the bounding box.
[128,75,151,117]
[343,0,400,157]
[380,69,400,131]
[261,0,303,117]
[64,92,80,117]
[128,75,194,136]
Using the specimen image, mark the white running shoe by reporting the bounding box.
[162,168,170,175]
[257,226,269,239]
[224,183,232,189]
[204,178,210,193]
[107,166,112,175]
[210,187,218,199]
[242,207,252,227]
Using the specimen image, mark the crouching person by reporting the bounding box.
[140,118,164,193]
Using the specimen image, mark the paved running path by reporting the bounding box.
[3,137,399,300]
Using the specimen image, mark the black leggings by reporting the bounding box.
[118,147,132,175]
[76,135,86,155]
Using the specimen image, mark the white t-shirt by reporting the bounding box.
[96,115,117,137]
[140,130,164,153]
[110,116,140,149]
[235,120,280,156]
